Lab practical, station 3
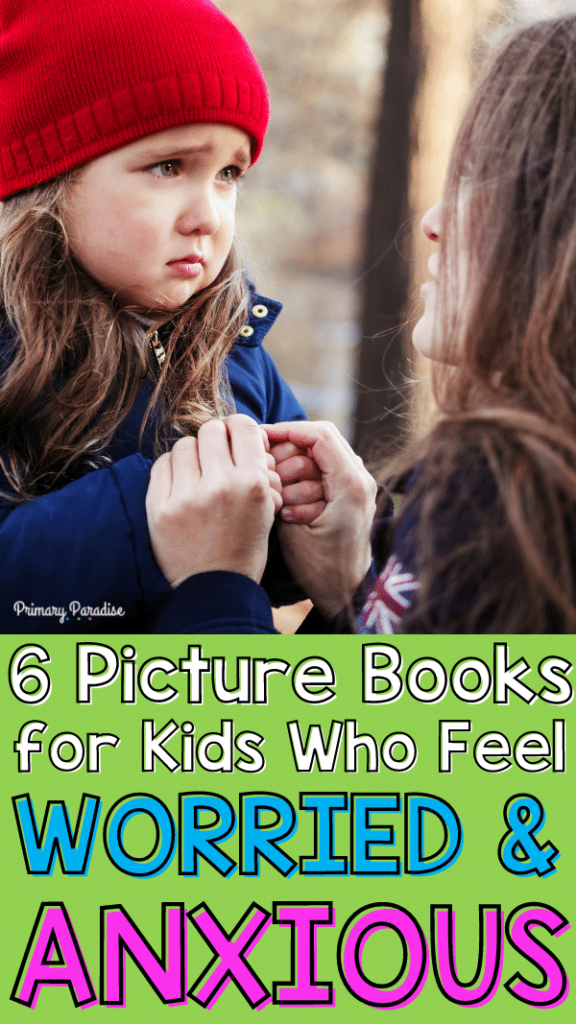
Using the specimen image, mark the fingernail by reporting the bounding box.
[281,508,294,521]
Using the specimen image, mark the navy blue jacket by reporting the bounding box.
[0,292,305,633]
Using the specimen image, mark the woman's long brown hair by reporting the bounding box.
[392,15,576,632]
[0,175,248,502]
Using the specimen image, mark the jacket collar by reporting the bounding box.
[234,285,282,348]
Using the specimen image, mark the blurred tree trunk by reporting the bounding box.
[410,0,502,439]
[353,0,422,457]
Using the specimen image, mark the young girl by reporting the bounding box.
[155,14,576,635]
[0,0,322,633]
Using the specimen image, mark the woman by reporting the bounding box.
[149,14,576,634]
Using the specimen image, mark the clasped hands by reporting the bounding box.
[146,414,377,620]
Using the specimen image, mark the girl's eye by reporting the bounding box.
[219,165,245,185]
[149,161,179,178]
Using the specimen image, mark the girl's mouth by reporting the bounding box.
[166,254,205,277]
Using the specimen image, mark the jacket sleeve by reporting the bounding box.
[257,346,307,423]
[0,454,170,632]
[356,464,502,633]
[150,571,278,634]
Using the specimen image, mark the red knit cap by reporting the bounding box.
[0,0,269,199]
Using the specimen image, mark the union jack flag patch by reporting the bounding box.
[357,556,419,634]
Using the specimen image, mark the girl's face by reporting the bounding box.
[64,124,251,311]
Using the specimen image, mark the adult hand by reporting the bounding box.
[146,415,281,588]
[264,421,378,620]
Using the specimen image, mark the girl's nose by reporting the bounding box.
[179,190,220,236]
[421,200,443,242]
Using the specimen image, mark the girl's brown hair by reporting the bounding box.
[393,15,576,632]
[0,175,247,502]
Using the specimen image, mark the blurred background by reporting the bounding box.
[217,0,576,461]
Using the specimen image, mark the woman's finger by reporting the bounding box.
[270,440,306,465]
[281,479,324,506]
[275,454,322,485]
[149,448,173,488]
[196,419,232,477]
[281,500,327,524]
[268,469,283,514]
[224,413,268,472]
[163,435,202,507]
[268,466,282,496]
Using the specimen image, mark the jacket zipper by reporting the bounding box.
[149,329,166,370]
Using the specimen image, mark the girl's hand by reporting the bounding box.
[268,440,326,524]
[146,415,281,588]
[263,422,378,620]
